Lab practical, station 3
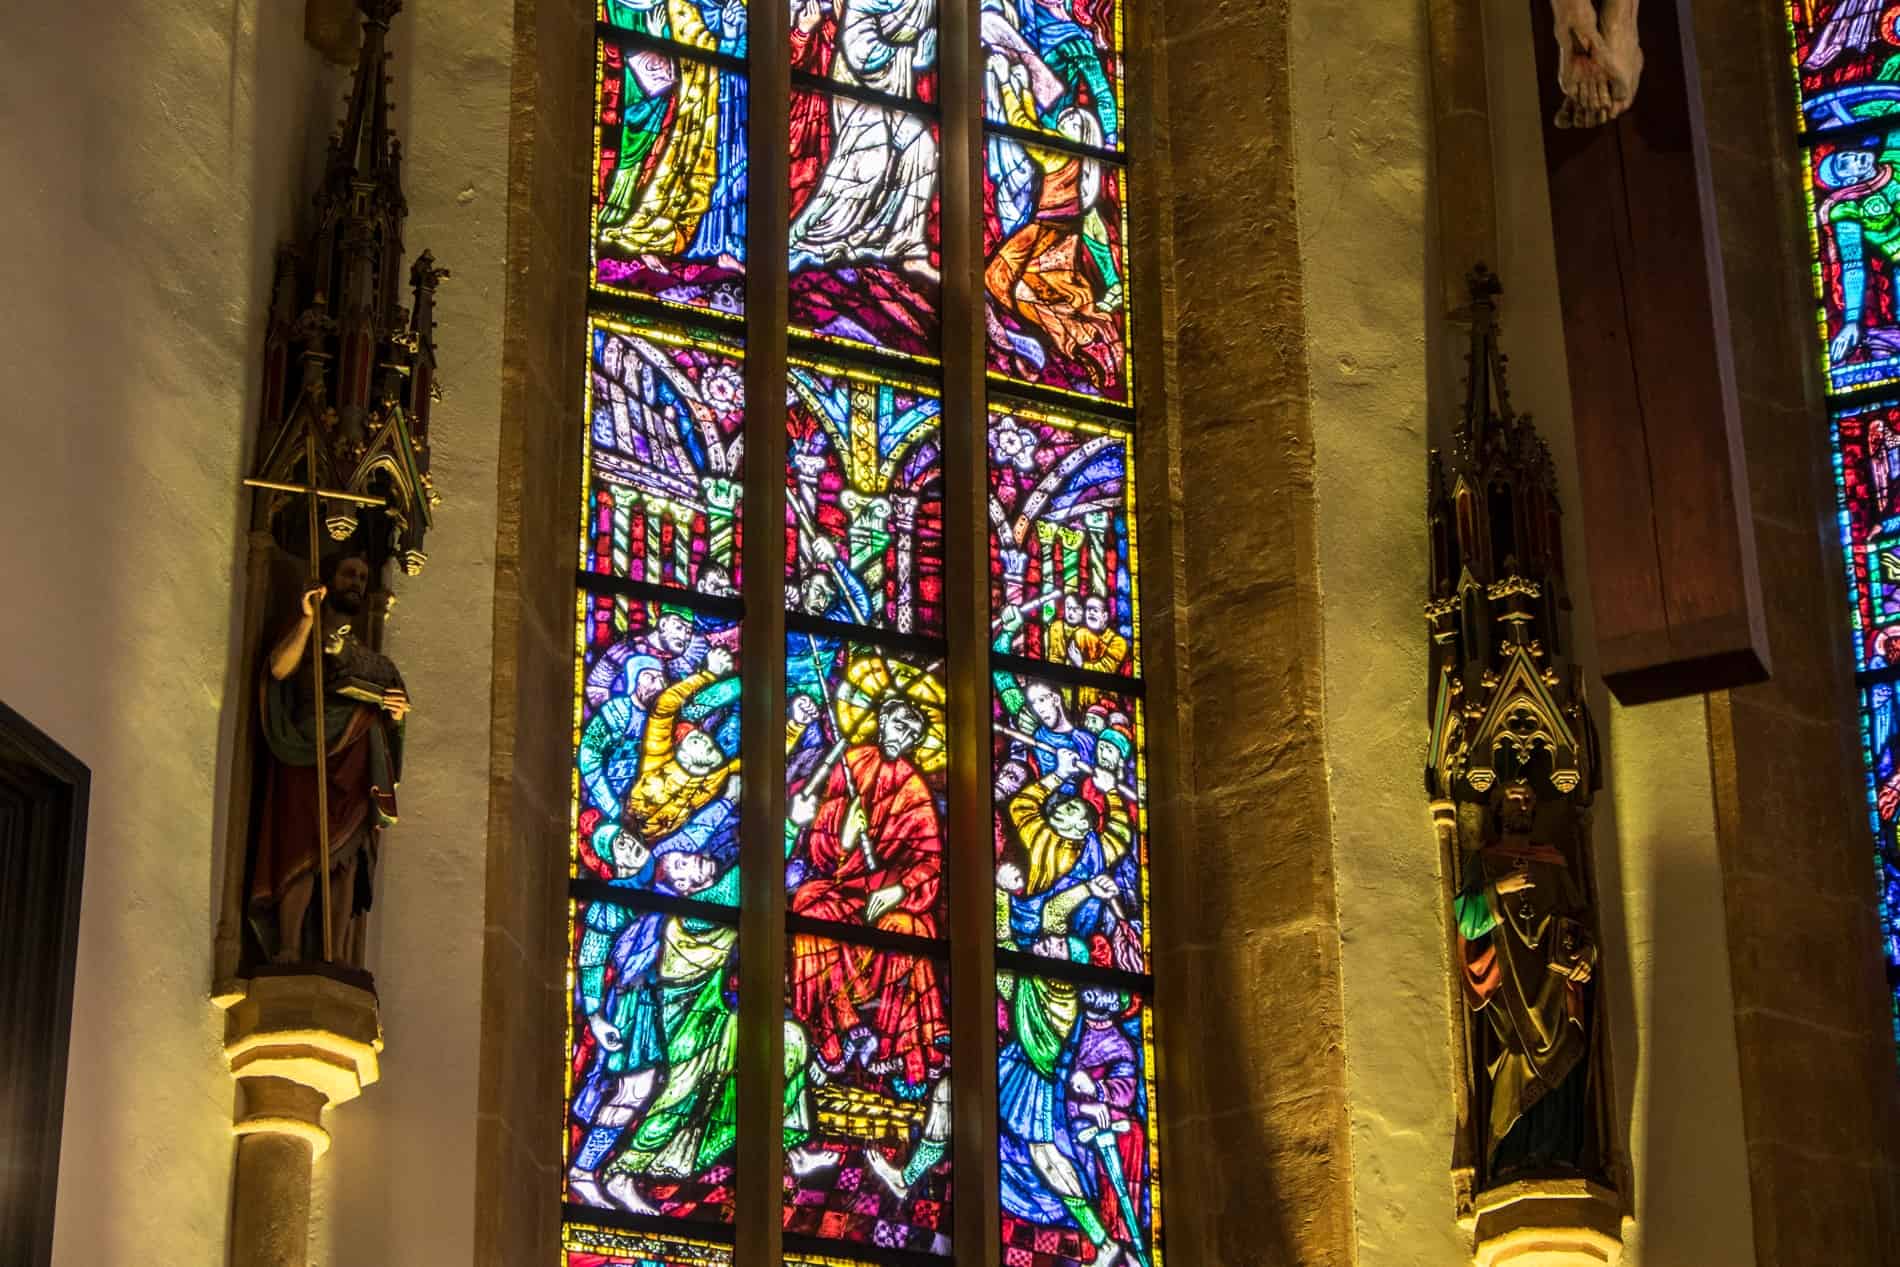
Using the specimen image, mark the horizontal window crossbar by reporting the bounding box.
[982,117,1123,166]
[788,327,944,379]
[785,610,947,658]
[990,651,1144,698]
[791,69,941,121]
[594,21,748,77]
[995,947,1154,995]
[986,372,1135,424]
[783,1230,953,1267]
[576,570,747,619]
[786,912,950,960]
[587,288,748,339]
[570,877,742,927]
[563,1201,735,1242]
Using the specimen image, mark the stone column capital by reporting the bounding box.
[1469,1177,1627,1267]
[221,970,385,1148]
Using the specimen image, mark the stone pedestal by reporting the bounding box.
[1469,1178,1625,1267]
[220,972,382,1267]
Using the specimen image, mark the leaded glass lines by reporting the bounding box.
[1781,1,1900,1040]
[567,0,1161,1260]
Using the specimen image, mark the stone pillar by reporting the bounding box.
[221,973,383,1267]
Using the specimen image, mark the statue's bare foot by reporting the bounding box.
[1598,0,1644,119]
[1551,0,1603,101]
[567,1168,608,1207]
[602,1174,659,1215]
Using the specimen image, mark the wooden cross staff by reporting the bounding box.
[244,432,385,962]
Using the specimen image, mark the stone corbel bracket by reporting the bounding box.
[220,974,383,1266]
[1468,1177,1626,1266]
[223,973,383,1152]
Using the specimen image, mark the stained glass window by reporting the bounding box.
[979,0,1124,152]
[584,317,746,595]
[598,0,746,55]
[997,973,1158,1267]
[787,361,945,633]
[593,40,749,316]
[570,0,1158,1257]
[1783,3,1900,1038]
[788,90,943,364]
[989,404,1138,673]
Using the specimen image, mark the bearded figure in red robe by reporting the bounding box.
[788,696,946,1084]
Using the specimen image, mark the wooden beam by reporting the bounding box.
[1530,0,1770,703]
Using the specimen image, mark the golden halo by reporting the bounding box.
[834,652,948,773]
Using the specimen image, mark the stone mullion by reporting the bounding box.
[938,0,1002,1262]
[735,0,792,1257]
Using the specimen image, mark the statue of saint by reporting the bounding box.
[249,552,409,967]
[1455,779,1599,1182]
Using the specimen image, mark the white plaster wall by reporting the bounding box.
[0,4,329,1261]
[1285,1,1469,1263]
[313,1,511,1263]
[1481,3,1758,1261]
[0,4,509,1262]
[1289,0,1761,1258]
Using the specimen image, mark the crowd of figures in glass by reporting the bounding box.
[239,0,443,973]
[568,596,744,1220]
[1425,272,1616,1204]
[987,397,1155,1267]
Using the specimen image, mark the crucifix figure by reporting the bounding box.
[245,440,410,967]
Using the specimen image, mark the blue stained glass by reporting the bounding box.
[996,973,1158,1267]
[1856,686,1900,984]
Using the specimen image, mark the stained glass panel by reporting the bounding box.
[992,672,1146,972]
[566,895,741,1225]
[981,0,1123,151]
[789,0,939,104]
[787,633,948,930]
[593,43,748,315]
[784,934,953,1255]
[564,1224,733,1267]
[984,141,1129,403]
[1784,0,1900,131]
[786,361,945,634]
[988,404,1137,674]
[789,90,942,363]
[1855,684,1900,1028]
[599,0,747,56]
[576,593,743,896]
[584,317,746,596]
[1805,132,1900,396]
[1830,403,1900,670]
[997,973,1158,1267]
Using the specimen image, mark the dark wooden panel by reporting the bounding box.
[1530,0,1770,703]
[0,700,89,1267]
